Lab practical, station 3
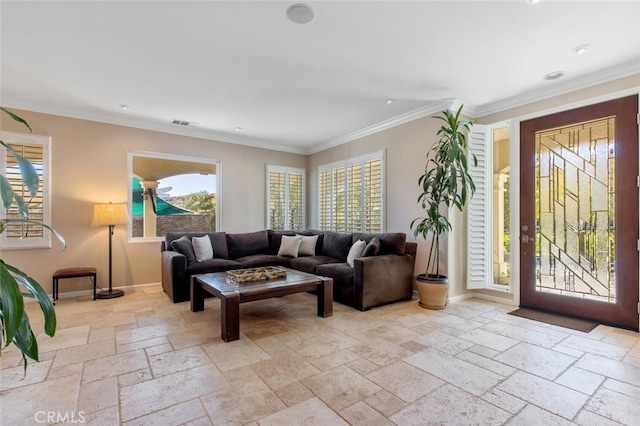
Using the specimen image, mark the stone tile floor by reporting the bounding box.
[1,285,639,425]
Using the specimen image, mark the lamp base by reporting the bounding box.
[96,289,125,299]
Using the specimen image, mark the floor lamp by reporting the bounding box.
[92,202,131,299]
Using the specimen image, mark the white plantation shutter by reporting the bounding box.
[266,165,305,230]
[467,124,490,289]
[0,131,51,249]
[318,168,332,230]
[317,151,384,232]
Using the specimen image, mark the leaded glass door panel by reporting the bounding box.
[520,96,639,330]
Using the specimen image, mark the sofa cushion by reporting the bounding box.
[347,240,366,267]
[298,235,319,256]
[186,258,242,275]
[289,256,341,274]
[235,254,291,268]
[321,231,353,261]
[170,236,196,264]
[192,235,214,262]
[227,230,270,259]
[362,237,381,257]
[166,232,229,259]
[351,232,406,255]
[268,230,297,255]
[278,235,303,257]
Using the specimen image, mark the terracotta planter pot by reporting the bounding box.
[416,274,449,310]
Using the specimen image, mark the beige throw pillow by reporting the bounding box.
[278,235,303,257]
[192,235,213,262]
[298,235,319,256]
[347,240,366,267]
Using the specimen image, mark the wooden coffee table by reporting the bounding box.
[190,267,333,342]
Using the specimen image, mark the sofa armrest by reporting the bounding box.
[161,250,188,302]
[353,253,415,310]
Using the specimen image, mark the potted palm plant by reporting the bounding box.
[411,105,476,309]
[0,107,65,372]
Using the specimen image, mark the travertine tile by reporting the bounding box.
[252,353,320,389]
[302,365,382,411]
[506,404,574,426]
[405,348,503,396]
[52,339,115,368]
[82,349,148,383]
[412,330,476,355]
[0,359,51,391]
[585,387,640,425]
[575,353,640,386]
[124,398,206,426]
[77,376,118,413]
[494,342,576,380]
[340,401,395,426]
[257,397,349,426]
[458,328,520,352]
[120,365,229,421]
[555,367,604,395]
[274,381,314,406]
[10,290,639,425]
[390,384,511,426]
[497,371,589,419]
[203,337,271,371]
[363,390,407,417]
[366,361,445,403]
[559,334,630,360]
[349,338,413,366]
[481,388,526,414]
[148,345,213,377]
[200,380,285,425]
[0,373,81,425]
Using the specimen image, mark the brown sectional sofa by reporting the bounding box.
[161,229,417,311]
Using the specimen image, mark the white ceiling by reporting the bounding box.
[2,0,639,154]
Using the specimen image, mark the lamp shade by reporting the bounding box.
[92,203,131,227]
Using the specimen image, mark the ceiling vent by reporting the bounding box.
[171,119,198,127]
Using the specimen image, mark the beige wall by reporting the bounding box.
[0,109,306,294]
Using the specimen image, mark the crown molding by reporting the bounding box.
[473,60,640,118]
[0,98,309,155]
[307,98,461,154]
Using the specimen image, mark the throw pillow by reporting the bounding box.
[170,236,196,264]
[278,235,303,257]
[192,235,214,262]
[347,240,367,267]
[363,237,381,257]
[298,234,319,256]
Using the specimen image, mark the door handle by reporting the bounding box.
[521,235,532,243]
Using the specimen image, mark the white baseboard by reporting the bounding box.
[51,282,161,300]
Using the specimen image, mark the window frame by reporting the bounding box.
[266,165,306,231]
[128,151,221,242]
[317,150,385,233]
[0,131,52,250]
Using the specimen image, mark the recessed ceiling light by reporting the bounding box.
[543,71,565,81]
[119,104,129,110]
[235,127,242,132]
[573,45,589,55]
[526,0,540,4]
[286,3,315,24]
[386,99,394,104]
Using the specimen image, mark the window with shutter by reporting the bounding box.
[266,165,305,230]
[466,123,512,291]
[0,131,51,249]
[317,151,384,232]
